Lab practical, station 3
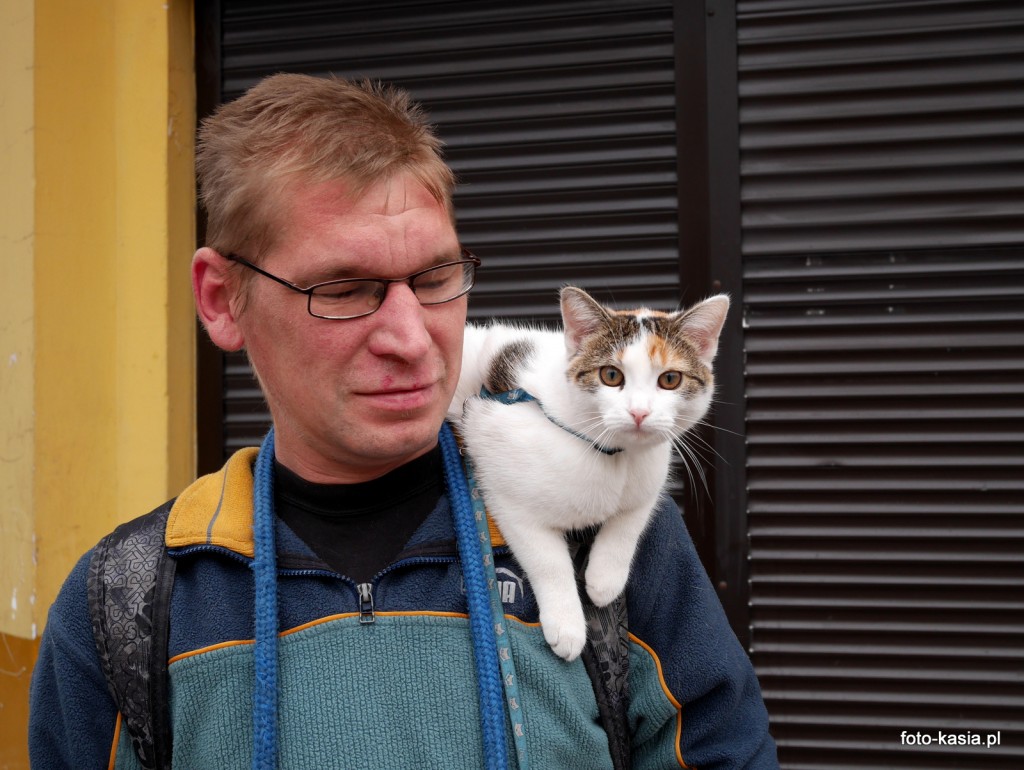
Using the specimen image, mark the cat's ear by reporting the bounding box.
[676,294,730,364]
[560,286,611,353]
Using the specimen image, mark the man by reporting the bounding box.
[30,74,777,768]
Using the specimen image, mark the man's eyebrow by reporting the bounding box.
[299,265,364,285]
[422,249,467,268]
[298,250,465,285]
[285,264,359,287]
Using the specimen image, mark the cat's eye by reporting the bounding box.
[599,366,624,387]
[658,371,683,390]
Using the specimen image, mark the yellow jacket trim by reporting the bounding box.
[165,447,259,556]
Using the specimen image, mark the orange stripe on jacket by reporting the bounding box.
[629,632,692,769]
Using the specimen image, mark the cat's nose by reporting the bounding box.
[630,408,650,427]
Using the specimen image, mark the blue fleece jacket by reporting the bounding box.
[29,447,777,769]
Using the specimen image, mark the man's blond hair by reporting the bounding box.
[196,73,455,260]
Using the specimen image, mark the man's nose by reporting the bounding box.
[365,282,431,360]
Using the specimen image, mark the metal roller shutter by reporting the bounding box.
[207,0,681,458]
[736,1,1024,767]
[196,3,1024,766]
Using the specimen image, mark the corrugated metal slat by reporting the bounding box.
[737,0,1024,255]
[738,1,1024,768]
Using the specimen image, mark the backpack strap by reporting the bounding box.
[571,536,632,770]
[87,502,177,770]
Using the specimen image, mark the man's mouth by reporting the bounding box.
[356,382,438,411]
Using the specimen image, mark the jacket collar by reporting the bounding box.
[165,447,506,563]
[166,447,261,557]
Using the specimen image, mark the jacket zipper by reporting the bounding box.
[357,582,375,624]
[177,546,464,626]
[352,555,459,626]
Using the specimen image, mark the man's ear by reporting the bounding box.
[192,247,245,351]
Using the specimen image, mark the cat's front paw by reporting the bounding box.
[585,568,628,608]
[540,607,587,662]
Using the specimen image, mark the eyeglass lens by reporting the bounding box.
[309,261,475,319]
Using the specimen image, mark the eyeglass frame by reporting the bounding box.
[223,247,480,320]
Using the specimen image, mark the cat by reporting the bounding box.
[447,286,730,661]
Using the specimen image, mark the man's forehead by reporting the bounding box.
[268,176,458,280]
[288,173,444,218]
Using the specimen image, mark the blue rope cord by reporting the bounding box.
[250,423,515,769]
[252,429,279,770]
[439,421,509,770]
[462,452,531,769]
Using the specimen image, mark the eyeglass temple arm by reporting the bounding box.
[224,253,309,293]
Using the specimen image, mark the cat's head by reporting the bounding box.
[559,286,729,447]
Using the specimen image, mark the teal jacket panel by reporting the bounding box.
[110,614,611,769]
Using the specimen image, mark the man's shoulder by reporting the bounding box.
[52,499,176,609]
[636,494,691,559]
[86,498,178,624]
[87,499,179,770]
[103,498,177,543]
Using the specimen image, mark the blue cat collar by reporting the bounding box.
[478,386,537,406]
[477,386,623,456]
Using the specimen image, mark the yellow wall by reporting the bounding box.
[1,0,38,644]
[0,1,195,765]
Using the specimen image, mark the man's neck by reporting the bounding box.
[273,436,439,485]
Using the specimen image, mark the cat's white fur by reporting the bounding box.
[448,287,729,660]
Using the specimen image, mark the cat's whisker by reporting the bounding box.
[574,418,608,435]
[573,414,618,456]
[587,426,621,470]
[693,415,746,440]
[679,428,716,462]
[679,421,732,466]
[670,438,706,499]
[679,428,720,456]
[670,434,713,499]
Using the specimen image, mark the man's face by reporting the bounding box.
[233,173,465,483]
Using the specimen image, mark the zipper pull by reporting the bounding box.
[357,582,375,625]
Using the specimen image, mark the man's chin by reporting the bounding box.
[364,412,445,455]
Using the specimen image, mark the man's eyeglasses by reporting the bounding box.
[224,249,480,320]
